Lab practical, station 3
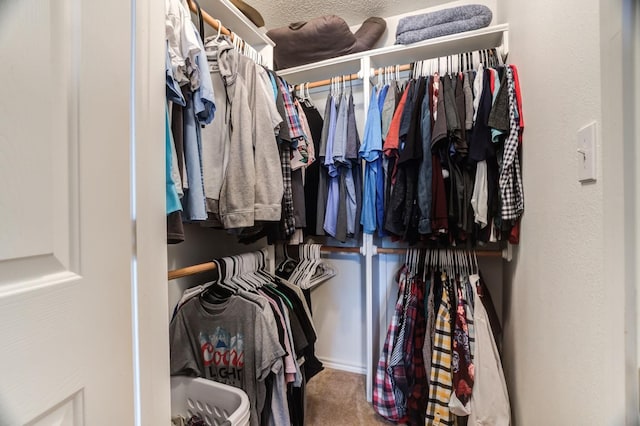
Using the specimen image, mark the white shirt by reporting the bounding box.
[468,274,511,425]
[472,63,485,123]
[166,0,201,87]
[471,160,489,228]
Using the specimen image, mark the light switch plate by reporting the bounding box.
[577,121,597,183]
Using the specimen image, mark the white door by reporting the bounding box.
[0,0,168,424]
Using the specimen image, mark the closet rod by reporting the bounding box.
[169,262,218,280]
[294,72,359,91]
[375,247,503,256]
[168,245,361,280]
[294,64,413,90]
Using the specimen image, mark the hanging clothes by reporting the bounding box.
[361,87,383,235]
[170,251,320,426]
[372,58,524,247]
[314,94,333,236]
[301,101,324,235]
[468,274,510,426]
[375,249,510,425]
[322,95,340,237]
[164,0,216,242]
[425,276,454,425]
[373,266,411,423]
[170,296,285,426]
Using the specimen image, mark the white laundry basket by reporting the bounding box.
[171,376,250,426]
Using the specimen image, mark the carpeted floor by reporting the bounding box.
[305,368,393,425]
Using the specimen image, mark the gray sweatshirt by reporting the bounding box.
[203,37,283,228]
[237,55,284,222]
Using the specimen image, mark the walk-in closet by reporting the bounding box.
[0,0,637,425]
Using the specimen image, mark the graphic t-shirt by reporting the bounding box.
[170,296,285,426]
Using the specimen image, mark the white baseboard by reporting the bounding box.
[317,357,366,375]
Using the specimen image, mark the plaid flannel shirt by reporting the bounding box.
[373,267,409,423]
[279,143,295,237]
[499,67,525,220]
[277,77,307,147]
[407,276,428,425]
[426,278,454,426]
[388,275,413,412]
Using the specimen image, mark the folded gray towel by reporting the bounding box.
[396,4,492,45]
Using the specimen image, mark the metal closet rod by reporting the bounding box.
[294,64,413,90]
[168,245,361,280]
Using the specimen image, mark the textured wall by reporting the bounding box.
[498,0,629,423]
[246,0,457,29]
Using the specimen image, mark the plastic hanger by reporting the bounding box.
[303,82,313,107]
[212,19,222,43]
[301,245,318,286]
[411,248,418,277]
[300,244,318,286]
[309,244,336,288]
[473,250,479,275]
[201,259,235,303]
[252,249,277,286]
[228,255,253,292]
[287,245,304,285]
[248,251,270,288]
[249,251,270,288]
[288,245,307,286]
[276,244,296,274]
[222,256,240,290]
[240,254,262,289]
[231,32,237,50]
[422,249,429,281]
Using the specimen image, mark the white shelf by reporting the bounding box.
[200,0,274,47]
[277,24,508,84]
[368,24,508,68]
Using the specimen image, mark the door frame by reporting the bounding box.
[622,0,640,416]
[131,0,171,423]
[600,0,639,422]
